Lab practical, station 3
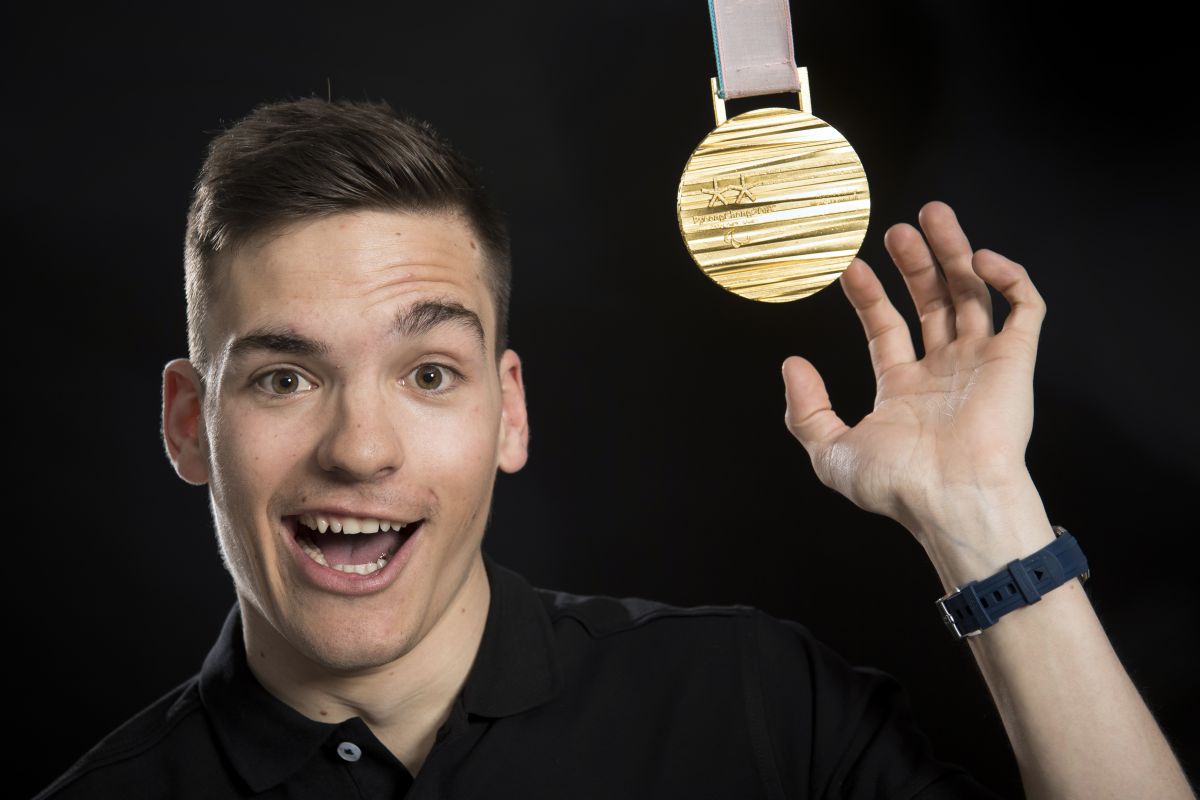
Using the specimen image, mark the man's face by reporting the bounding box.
[163,209,528,672]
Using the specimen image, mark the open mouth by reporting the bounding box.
[285,515,424,576]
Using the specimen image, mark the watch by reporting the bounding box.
[936,525,1089,641]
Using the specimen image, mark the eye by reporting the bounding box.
[254,369,316,397]
[405,363,462,396]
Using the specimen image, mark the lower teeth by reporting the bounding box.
[298,531,395,575]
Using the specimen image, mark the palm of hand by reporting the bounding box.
[783,201,1047,537]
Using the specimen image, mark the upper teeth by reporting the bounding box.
[298,513,413,534]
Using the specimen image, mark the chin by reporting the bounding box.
[303,618,419,673]
[278,603,421,673]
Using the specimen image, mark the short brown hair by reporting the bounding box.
[184,96,512,382]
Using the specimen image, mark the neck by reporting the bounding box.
[239,551,491,773]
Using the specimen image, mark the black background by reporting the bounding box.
[16,2,1199,797]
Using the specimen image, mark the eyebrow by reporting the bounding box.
[226,297,487,364]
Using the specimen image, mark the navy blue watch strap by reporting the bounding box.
[936,526,1089,640]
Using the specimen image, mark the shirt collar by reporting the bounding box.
[198,548,562,793]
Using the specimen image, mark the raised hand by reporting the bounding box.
[781,200,1048,551]
[780,201,1199,800]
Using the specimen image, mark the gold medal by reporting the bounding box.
[678,1,871,303]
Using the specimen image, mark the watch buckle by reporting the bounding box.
[937,588,983,641]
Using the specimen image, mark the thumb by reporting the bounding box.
[782,356,849,457]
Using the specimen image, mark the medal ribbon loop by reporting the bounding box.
[708,0,802,99]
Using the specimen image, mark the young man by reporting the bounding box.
[35,98,1194,799]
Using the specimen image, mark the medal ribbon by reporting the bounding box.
[707,0,802,99]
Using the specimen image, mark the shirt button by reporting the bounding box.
[336,741,362,762]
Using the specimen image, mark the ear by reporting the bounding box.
[162,358,211,485]
[495,348,530,474]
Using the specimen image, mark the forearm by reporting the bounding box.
[915,476,1195,800]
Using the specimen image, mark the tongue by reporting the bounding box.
[311,528,402,566]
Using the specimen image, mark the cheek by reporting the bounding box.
[209,406,306,507]
[415,405,498,485]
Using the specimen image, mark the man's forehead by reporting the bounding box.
[237,210,485,280]
[208,210,493,356]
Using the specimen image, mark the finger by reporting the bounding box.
[782,355,849,460]
[918,200,995,340]
[971,249,1047,349]
[883,222,956,355]
[838,257,917,379]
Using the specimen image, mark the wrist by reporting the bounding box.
[912,473,1056,592]
[936,527,1089,640]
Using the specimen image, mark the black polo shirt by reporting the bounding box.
[35,549,1003,799]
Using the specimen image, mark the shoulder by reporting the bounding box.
[530,580,839,680]
[533,582,760,637]
[531,580,838,655]
[530,582,979,795]
[32,675,209,799]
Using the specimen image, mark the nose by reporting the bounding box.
[315,380,403,482]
